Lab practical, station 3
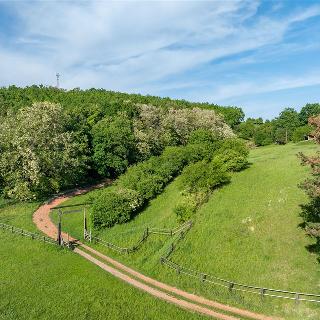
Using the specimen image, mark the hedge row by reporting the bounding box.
[92,139,222,228]
[174,139,249,222]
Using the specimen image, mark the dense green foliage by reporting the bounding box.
[236,104,320,146]
[0,86,236,200]
[292,125,313,143]
[0,103,88,200]
[92,113,136,176]
[92,140,225,228]
[174,139,248,222]
[299,103,320,124]
[0,85,243,127]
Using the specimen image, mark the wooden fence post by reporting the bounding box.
[200,273,207,282]
[176,266,180,275]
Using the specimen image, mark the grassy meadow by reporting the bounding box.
[56,141,320,319]
[1,141,320,319]
[0,198,206,320]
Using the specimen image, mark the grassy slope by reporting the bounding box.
[0,202,203,319]
[59,141,320,319]
[173,141,320,318]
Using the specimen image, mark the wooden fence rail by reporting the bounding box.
[0,222,60,246]
[159,222,320,304]
[90,221,192,254]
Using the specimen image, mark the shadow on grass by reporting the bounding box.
[299,199,320,262]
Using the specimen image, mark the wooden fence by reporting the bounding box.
[0,222,60,246]
[159,222,320,304]
[90,221,192,254]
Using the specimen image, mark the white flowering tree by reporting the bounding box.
[0,102,88,200]
[133,104,234,159]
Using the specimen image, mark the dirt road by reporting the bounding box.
[33,188,276,320]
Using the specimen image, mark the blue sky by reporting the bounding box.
[0,0,319,119]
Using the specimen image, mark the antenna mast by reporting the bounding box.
[56,73,60,89]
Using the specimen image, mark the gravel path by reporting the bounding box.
[32,187,277,320]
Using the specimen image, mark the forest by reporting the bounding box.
[0,85,241,201]
[236,103,320,145]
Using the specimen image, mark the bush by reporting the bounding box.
[215,149,248,172]
[92,136,249,228]
[217,138,249,157]
[180,159,230,193]
[187,129,219,145]
[175,139,249,222]
[292,125,313,143]
[174,203,195,223]
[92,144,195,227]
[92,188,143,228]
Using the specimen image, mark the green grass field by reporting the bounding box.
[2,142,320,319]
[57,141,320,319]
[0,200,204,320]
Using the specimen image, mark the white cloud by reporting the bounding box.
[206,73,320,102]
[0,0,319,99]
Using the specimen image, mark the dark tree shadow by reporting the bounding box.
[299,198,320,262]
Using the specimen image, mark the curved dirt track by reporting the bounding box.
[33,188,277,320]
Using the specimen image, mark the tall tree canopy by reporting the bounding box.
[299,103,320,124]
[0,102,88,200]
[92,114,136,177]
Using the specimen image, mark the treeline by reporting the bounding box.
[236,104,320,146]
[0,85,244,128]
[0,86,236,200]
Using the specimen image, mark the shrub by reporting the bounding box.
[217,138,249,157]
[187,129,220,145]
[174,203,195,223]
[215,149,248,172]
[292,125,313,143]
[92,188,143,228]
[92,145,194,227]
[180,159,230,193]
[92,136,248,228]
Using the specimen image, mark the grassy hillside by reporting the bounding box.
[0,202,204,320]
[59,141,320,319]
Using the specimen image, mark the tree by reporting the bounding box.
[299,115,320,258]
[292,125,313,142]
[0,102,88,200]
[274,108,301,143]
[92,113,136,177]
[253,123,274,146]
[299,103,320,124]
[236,119,256,140]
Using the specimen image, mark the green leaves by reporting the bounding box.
[0,102,88,200]
[92,113,136,177]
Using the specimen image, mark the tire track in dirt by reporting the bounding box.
[33,187,277,320]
